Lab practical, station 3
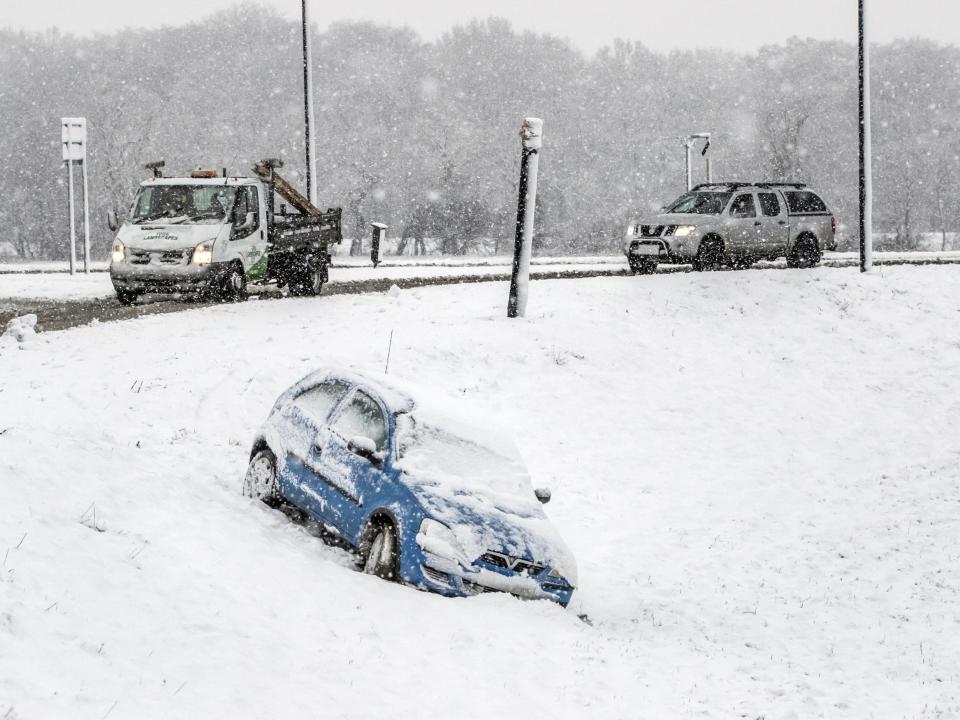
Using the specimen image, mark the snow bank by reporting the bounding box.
[2,267,959,718]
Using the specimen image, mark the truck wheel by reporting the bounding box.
[116,288,138,306]
[221,264,247,301]
[633,259,657,275]
[692,237,724,272]
[290,261,323,297]
[787,235,821,269]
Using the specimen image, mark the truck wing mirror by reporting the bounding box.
[107,210,119,232]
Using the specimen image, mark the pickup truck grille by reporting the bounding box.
[640,225,678,237]
[128,248,190,266]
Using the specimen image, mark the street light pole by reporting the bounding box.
[859,0,873,272]
[301,0,318,208]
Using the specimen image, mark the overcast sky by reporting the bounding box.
[3,0,955,53]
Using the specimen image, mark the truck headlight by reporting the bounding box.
[626,224,636,236]
[674,225,697,237]
[111,240,125,263]
[417,518,471,567]
[192,241,214,265]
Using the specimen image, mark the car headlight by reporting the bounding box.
[417,518,471,567]
[111,239,125,263]
[674,225,697,237]
[192,241,214,265]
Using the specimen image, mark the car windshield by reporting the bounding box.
[395,414,534,505]
[131,185,236,224]
[664,191,732,215]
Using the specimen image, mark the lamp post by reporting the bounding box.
[684,133,712,190]
[301,0,318,208]
[858,0,873,272]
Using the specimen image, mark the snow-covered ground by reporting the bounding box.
[2,267,959,718]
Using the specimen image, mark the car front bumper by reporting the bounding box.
[410,550,575,607]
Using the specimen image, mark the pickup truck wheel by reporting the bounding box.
[787,235,821,269]
[115,288,138,306]
[633,259,657,275]
[693,237,724,272]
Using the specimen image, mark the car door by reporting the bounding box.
[757,191,789,259]
[725,192,760,256]
[310,387,392,540]
[276,379,351,527]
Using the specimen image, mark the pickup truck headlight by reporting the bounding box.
[417,518,471,567]
[674,225,697,237]
[111,239,125,263]
[192,241,214,265]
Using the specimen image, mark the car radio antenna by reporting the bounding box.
[384,329,394,375]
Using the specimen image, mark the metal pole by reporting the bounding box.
[507,118,543,318]
[706,157,713,183]
[67,159,76,275]
[685,141,693,191]
[81,158,91,273]
[302,0,318,207]
[859,0,873,272]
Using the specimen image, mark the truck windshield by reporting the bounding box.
[664,192,732,215]
[131,185,237,224]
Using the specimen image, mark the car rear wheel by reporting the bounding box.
[243,448,282,507]
[362,522,399,580]
[692,237,724,271]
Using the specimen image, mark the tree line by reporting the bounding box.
[0,2,958,260]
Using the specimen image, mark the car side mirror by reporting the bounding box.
[107,210,119,232]
[348,435,383,468]
[534,488,551,504]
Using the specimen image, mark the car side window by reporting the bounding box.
[292,381,350,424]
[758,192,781,217]
[331,390,387,451]
[729,193,756,218]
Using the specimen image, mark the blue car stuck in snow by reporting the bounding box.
[242,369,577,606]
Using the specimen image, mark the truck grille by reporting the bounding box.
[128,248,190,266]
[479,551,545,577]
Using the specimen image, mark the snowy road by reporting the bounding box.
[2,266,959,718]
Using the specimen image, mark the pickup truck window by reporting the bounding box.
[664,192,732,215]
[784,191,827,214]
[758,192,781,217]
[729,193,756,218]
[132,185,237,224]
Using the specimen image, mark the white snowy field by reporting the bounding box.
[1,267,959,718]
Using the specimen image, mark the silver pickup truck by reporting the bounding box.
[622,182,837,274]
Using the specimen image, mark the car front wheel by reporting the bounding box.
[243,448,281,507]
[362,522,400,580]
[692,237,724,271]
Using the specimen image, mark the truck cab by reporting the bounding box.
[109,162,341,305]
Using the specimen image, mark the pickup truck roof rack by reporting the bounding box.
[692,182,808,191]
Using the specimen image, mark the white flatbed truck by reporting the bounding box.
[108,159,342,304]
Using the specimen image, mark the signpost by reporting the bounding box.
[507,118,543,319]
[61,117,90,275]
